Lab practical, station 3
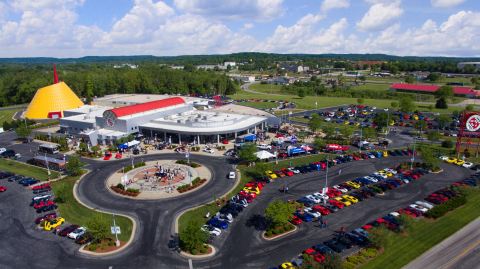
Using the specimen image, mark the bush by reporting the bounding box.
[343,261,356,269]
[441,140,454,148]
[116,183,125,190]
[425,194,467,218]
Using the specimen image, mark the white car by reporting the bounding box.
[305,195,321,204]
[415,201,434,209]
[0,148,6,154]
[333,185,348,193]
[257,144,272,150]
[304,208,322,218]
[373,172,388,179]
[439,156,449,161]
[463,162,474,168]
[67,227,86,240]
[216,213,233,223]
[312,192,329,201]
[389,212,400,218]
[384,168,397,175]
[228,171,236,179]
[364,176,378,183]
[203,148,215,154]
[325,117,332,122]
[288,167,300,174]
[409,204,428,213]
[201,225,222,236]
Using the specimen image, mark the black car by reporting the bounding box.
[0,171,14,179]
[75,232,94,245]
[312,244,334,255]
[323,239,347,253]
[59,225,80,237]
[324,204,339,213]
[1,150,16,158]
[36,204,57,213]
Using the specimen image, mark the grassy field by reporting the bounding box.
[360,187,480,269]
[51,175,133,242]
[0,109,19,126]
[350,83,391,91]
[0,159,60,180]
[177,153,334,232]
[237,101,278,109]
[249,83,284,94]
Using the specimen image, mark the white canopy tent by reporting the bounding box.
[255,150,275,160]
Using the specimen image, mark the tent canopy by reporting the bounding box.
[255,150,275,160]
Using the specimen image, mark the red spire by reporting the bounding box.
[53,64,59,84]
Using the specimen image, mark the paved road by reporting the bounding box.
[0,152,474,269]
[403,217,480,269]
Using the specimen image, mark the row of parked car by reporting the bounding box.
[439,156,474,168]
[291,164,429,225]
[276,171,479,268]
[201,181,266,238]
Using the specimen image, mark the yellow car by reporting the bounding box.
[446,157,457,164]
[378,170,393,177]
[383,151,389,157]
[243,186,260,195]
[455,159,465,166]
[389,120,395,126]
[354,122,360,127]
[265,170,278,179]
[280,262,297,269]
[413,115,419,120]
[343,195,359,204]
[43,217,65,231]
[345,181,361,189]
[335,196,352,206]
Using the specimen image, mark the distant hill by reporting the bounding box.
[1,53,479,64]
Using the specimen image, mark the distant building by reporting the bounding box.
[224,61,236,67]
[390,83,480,98]
[113,63,138,69]
[457,62,480,71]
[229,75,255,83]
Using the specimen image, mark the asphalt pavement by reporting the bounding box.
[0,153,474,269]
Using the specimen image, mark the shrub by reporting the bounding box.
[265,231,272,237]
[441,140,453,148]
[425,195,467,218]
[343,261,356,269]
[116,183,125,190]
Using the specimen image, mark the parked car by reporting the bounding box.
[35,213,57,224]
[228,171,236,179]
[43,217,65,231]
[207,217,229,229]
[59,224,80,237]
[68,227,87,239]
[75,232,93,245]
[201,225,222,236]
[0,186,6,192]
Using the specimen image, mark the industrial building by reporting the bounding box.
[60,94,276,146]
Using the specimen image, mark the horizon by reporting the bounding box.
[0,0,479,58]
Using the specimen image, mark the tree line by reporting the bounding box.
[0,64,239,106]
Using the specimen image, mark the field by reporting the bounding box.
[249,83,284,94]
[237,101,278,109]
[360,187,480,269]
[0,109,19,126]
[51,175,133,242]
[0,159,60,180]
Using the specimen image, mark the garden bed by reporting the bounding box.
[177,177,207,193]
[264,223,296,239]
[176,160,201,168]
[110,185,140,197]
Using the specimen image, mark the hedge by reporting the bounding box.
[424,194,467,219]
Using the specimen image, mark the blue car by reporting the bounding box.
[313,244,334,254]
[207,217,228,229]
[353,228,369,238]
[295,212,313,222]
[19,178,39,186]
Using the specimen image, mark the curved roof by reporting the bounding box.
[109,97,185,118]
[25,82,84,119]
[391,83,480,96]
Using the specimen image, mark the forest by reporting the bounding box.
[0,64,238,106]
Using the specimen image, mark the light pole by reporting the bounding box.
[410,137,416,170]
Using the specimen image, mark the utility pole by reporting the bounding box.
[410,137,416,170]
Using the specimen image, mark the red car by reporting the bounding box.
[281,168,294,177]
[277,152,288,158]
[398,209,417,218]
[274,170,286,177]
[328,199,345,209]
[275,133,285,138]
[35,212,57,224]
[326,188,341,198]
[362,224,373,230]
[245,181,264,190]
[33,200,55,209]
[290,216,303,225]
[312,205,330,215]
[0,186,6,192]
[115,153,122,159]
[239,190,256,200]
[103,152,112,160]
[222,139,229,144]
[32,183,50,190]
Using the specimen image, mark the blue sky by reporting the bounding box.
[0,0,479,57]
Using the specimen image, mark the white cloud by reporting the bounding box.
[321,0,350,12]
[242,23,255,30]
[431,0,466,8]
[173,0,284,21]
[357,0,403,31]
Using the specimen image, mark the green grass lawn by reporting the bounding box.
[249,83,284,94]
[0,109,19,126]
[51,175,133,242]
[360,187,480,269]
[237,101,278,109]
[178,154,334,232]
[0,159,60,180]
[350,83,391,91]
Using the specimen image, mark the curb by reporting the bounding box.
[179,244,217,259]
[261,225,298,241]
[173,169,241,234]
[72,170,137,256]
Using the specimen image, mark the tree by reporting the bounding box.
[359,76,366,84]
[321,124,335,138]
[427,131,441,141]
[313,137,326,150]
[340,126,353,139]
[369,227,390,249]
[79,142,88,152]
[399,97,415,113]
[437,114,451,129]
[15,124,32,140]
[391,101,399,109]
[362,127,377,140]
[357,98,364,105]
[87,215,111,242]
[405,75,415,84]
[265,200,296,228]
[435,97,448,109]
[414,120,428,132]
[427,72,441,82]
[85,77,94,104]
[179,220,209,253]
[435,85,454,100]
[66,155,84,176]
[238,143,258,163]
[297,88,305,98]
[374,112,389,130]
[419,145,440,170]
[465,104,474,111]
[308,114,322,133]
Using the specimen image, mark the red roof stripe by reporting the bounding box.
[390,83,480,96]
[109,97,185,118]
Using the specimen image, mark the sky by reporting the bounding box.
[0,0,479,58]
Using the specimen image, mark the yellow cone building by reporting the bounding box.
[25,82,84,119]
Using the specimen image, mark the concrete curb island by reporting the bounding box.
[72,170,137,256]
[179,244,217,259]
[261,225,298,241]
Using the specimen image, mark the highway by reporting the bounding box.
[403,217,480,269]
